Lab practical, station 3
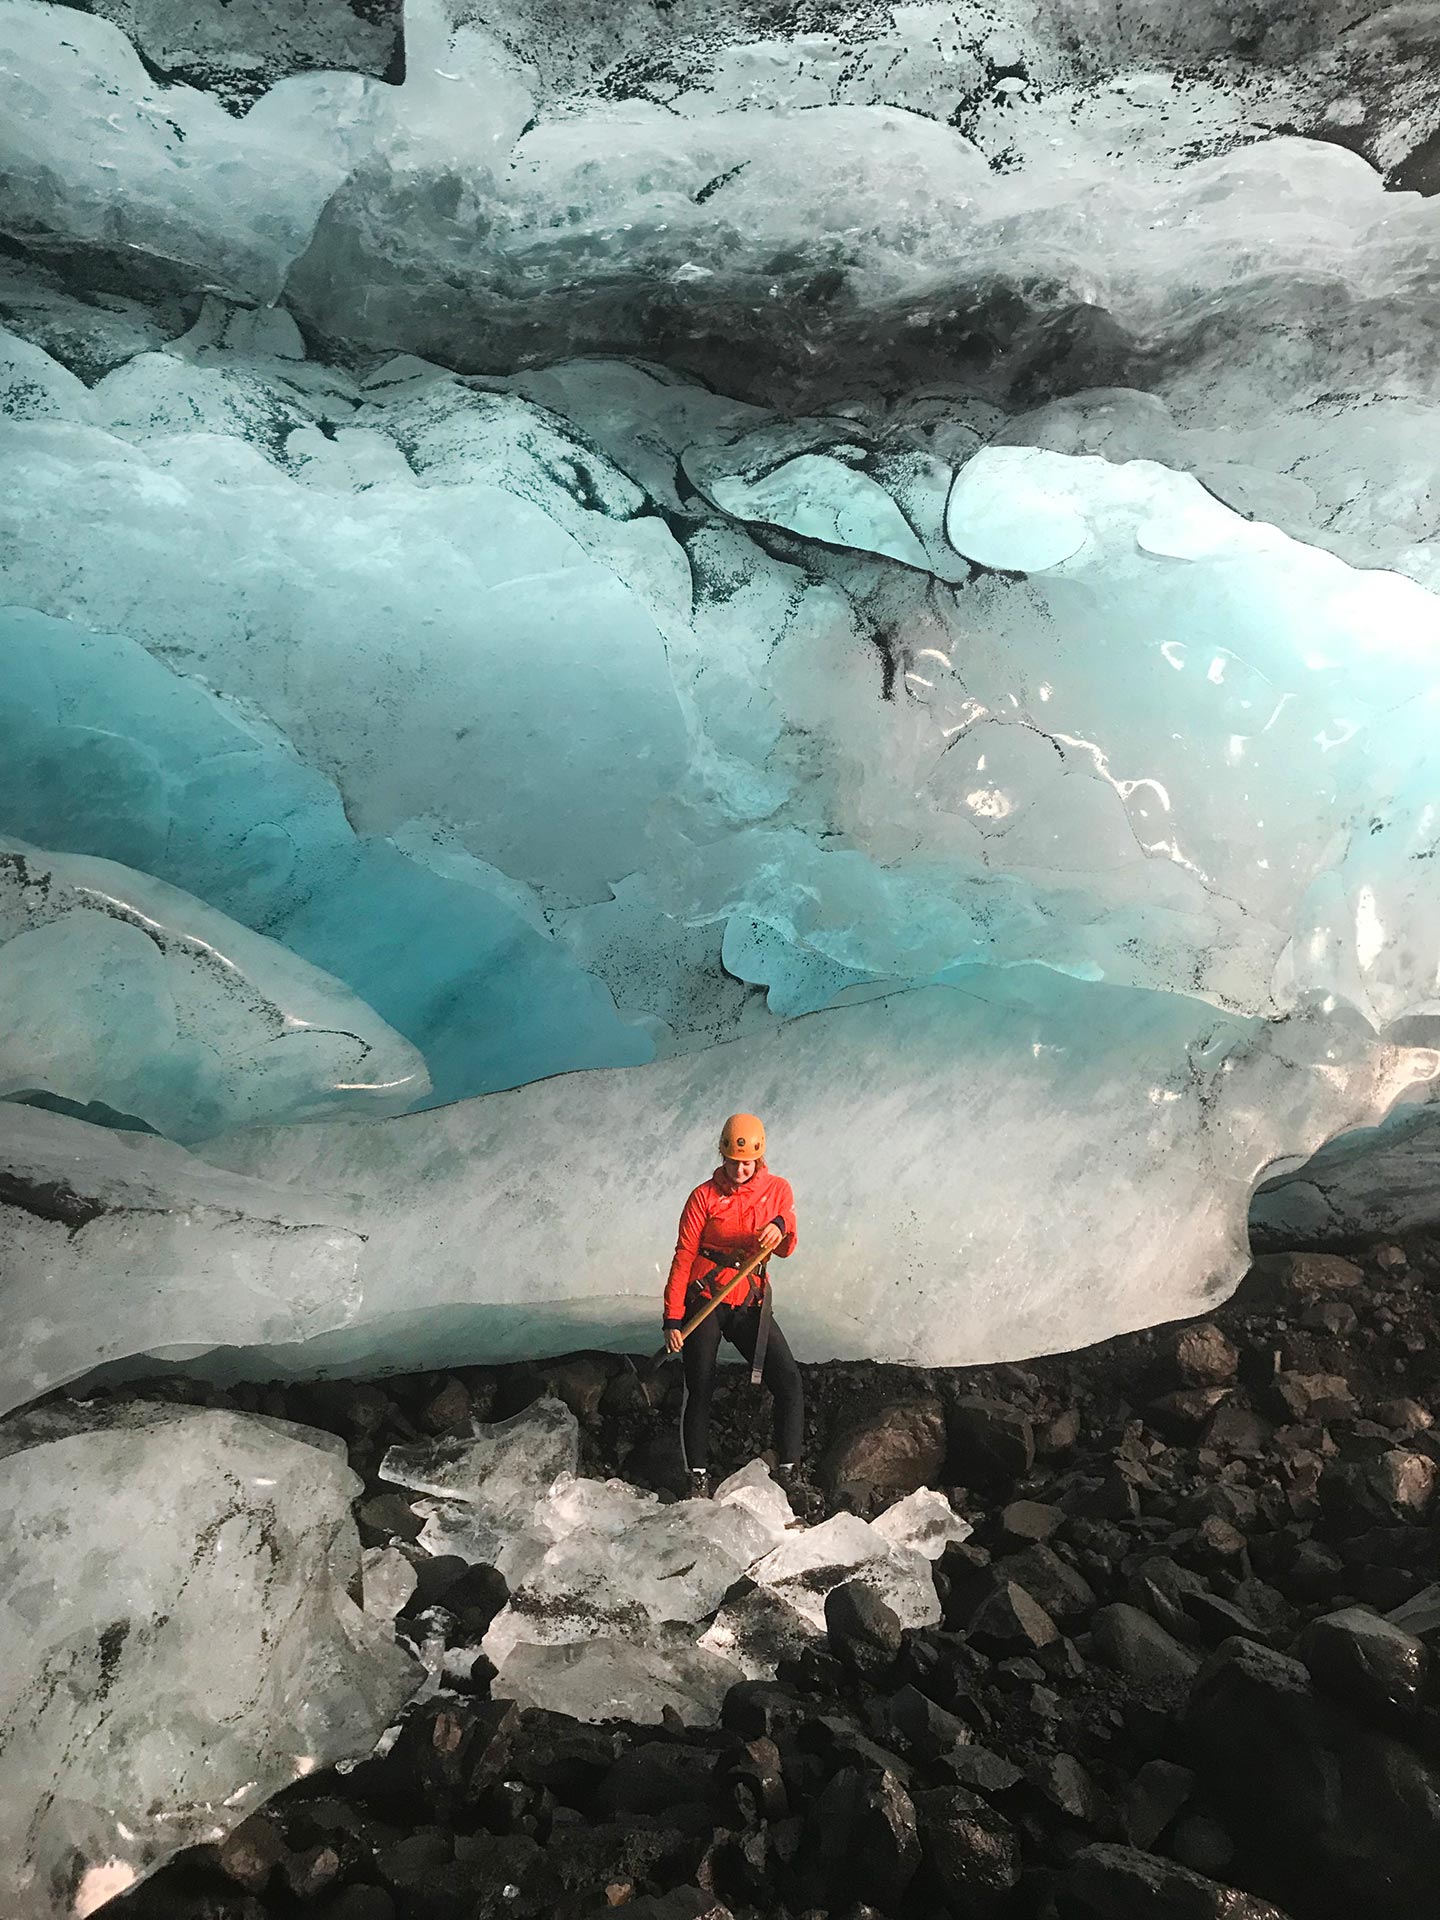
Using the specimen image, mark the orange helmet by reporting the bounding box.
[720,1112,766,1160]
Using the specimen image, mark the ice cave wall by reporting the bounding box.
[3,0,1440,1388]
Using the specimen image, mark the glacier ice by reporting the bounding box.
[199,965,1434,1373]
[493,1636,743,1730]
[0,1103,363,1416]
[380,1401,970,1725]
[0,1399,418,1920]
[0,838,428,1139]
[1251,1092,1440,1250]
[380,1395,581,1581]
[2,0,1440,1392]
[0,602,651,1106]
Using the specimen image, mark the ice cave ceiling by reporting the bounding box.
[2,0,1440,1388]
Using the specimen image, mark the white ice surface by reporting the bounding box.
[201,970,1436,1374]
[0,1104,363,1417]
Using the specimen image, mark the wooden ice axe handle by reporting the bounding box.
[676,1240,774,1345]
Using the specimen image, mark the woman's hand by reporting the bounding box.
[757,1223,782,1255]
[666,1328,685,1353]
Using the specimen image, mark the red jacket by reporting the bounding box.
[663,1164,798,1326]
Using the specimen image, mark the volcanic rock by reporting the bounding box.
[1066,1842,1292,1918]
[885,1684,973,1758]
[1204,1402,1273,1457]
[1127,1557,1209,1640]
[1121,1760,1196,1850]
[997,1499,1066,1549]
[1000,1542,1098,1624]
[1386,1582,1440,1641]
[914,1785,1020,1914]
[822,1395,947,1496]
[1247,1253,1365,1299]
[1272,1372,1357,1423]
[1298,1606,1429,1721]
[950,1397,1036,1483]
[1090,1604,1199,1689]
[212,1814,287,1893]
[1147,1388,1231,1440]
[792,1766,920,1914]
[1027,1750,1107,1825]
[825,1580,904,1678]
[1039,1407,1081,1455]
[596,1742,719,1818]
[964,1575,1060,1654]
[1187,1637,1440,1918]
[1175,1325,1240,1387]
[418,1376,473,1435]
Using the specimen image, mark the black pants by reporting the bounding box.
[680,1287,804,1470]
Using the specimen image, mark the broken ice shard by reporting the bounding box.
[380,1396,580,1581]
[0,1401,418,1920]
[382,1401,968,1724]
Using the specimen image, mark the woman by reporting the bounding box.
[663,1112,805,1497]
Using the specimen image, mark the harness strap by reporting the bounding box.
[749,1281,773,1386]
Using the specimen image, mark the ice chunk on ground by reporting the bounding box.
[747,1510,947,1634]
[362,1546,418,1623]
[383,1406,963,1723]
[486,1479,966,1717]
[482,1495,777,1668]
[380,1397,580,1581]
[713,1457,797,1541]
[381,1397,580,1503]
[872,1486,974,1561]
[0,1104,363,1417]
[496,1637,742,1728]
[697,1578,818,1681]
[698,1498,968,1682]
[0,839,429,1141]
[0,1401,418,1920]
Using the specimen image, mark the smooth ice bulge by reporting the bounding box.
[0,839,428,1139]
[204,972,1431,1372]
[0,1104,363,1417]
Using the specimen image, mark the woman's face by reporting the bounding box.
[724,1156,757,1185]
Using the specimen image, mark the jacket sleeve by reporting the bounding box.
[663,1186,709,1326]
[768,1177,797,1258]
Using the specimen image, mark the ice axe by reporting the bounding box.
[643,1240,776,1382]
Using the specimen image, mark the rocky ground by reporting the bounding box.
[103,1235,1440,1920]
